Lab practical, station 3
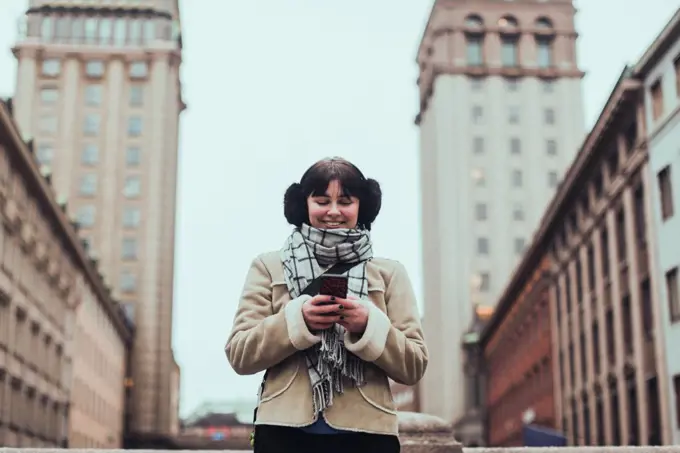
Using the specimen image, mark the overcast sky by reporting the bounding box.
[0,0,678,418]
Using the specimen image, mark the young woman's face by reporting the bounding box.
[307,180,360,229]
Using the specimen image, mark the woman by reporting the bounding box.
[225,157,428,453]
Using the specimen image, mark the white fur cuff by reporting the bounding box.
[344,302,391,362]
[284,295,321,351]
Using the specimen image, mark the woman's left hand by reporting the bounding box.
[335,296,368,334]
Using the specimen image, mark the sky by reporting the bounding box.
[0,0,678,419]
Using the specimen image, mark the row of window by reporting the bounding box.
[41,83,145,108]
[470,104,557,125]
[74,173,141,198]
[37,143,142,169]
[469,76,556,93]
[467,35,554,69]
[470,167,560,189]
[76,205,140,229]
[41,58,148,80]
[38,113,144,137]
[473,136,558,156]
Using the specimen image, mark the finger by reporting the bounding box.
[331,297,361,310]
[309,294,337,306]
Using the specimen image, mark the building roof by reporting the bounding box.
[633,7,680,77]
[0,99,134,345]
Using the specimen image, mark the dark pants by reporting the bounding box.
[254,424,400,453]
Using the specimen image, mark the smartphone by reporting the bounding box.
[319,274,348,303]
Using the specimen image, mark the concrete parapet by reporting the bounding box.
[399,411,463,453]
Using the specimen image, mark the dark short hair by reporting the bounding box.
[284,157,382,230]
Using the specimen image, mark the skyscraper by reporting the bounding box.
[11,0,185,445]
[415,0,585,423]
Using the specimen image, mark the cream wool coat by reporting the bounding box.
[225,251,428,435]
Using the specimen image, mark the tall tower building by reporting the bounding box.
[415,0,585,423]
[11,0,185,445]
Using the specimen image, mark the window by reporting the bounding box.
[126,146,141,166]
[40,16,53,41]
[548,171,559,188]
[658,165,674,220]
[79,173,97,196]
[130,85,143,106]
[114,18,126,46]
[81,144,98,165]
[508,106,520,124]
[542,79,554,93]
[510,137,521,154]
[144,21,156,43]
[83,114,100,136]
[514,237,526,254]
[37,144,54,165]
[473,137,484,154]
[512,169,523,187]
[128,116,143,136]
[39,115,57,134]
[76,205,96,227]
[40,87,58,104]
[85,84,102,106]
[84,18,97,43]
[477,237,489,255]
[99,18,112,44]
[123,207,140,228]
[71,17,83,43]
[479,272,490,292]
[129,61,148,78]
[667,267,679,323]
[471,168,485,186]
[501,38,518,67]
[129,19,142,45]
[546,139,557,156]
[650,79,664,120]
[472,106,483,124]
[85,60,105,78]
[42,59,60,76]
[470,77,484,91]
[466,37,483,66]
[475,203,487,221]
[512,203,524,221]
[121,271,137,293]
[122,238,138,260]
[124,176,141,198]
[536,38,553,68]
[544,108,555,125]
[122,302,135,321]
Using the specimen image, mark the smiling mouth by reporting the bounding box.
[323,221,344,228]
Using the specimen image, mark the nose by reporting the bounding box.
[328,203,341,215]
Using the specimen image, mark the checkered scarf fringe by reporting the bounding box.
[281,223,373,415]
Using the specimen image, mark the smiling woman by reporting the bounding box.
[225,157,428,453]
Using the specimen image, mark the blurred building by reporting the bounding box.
[0,99,131,448]
[481,258,555,446]
[10,0,186,446]
[633,8,680,445]
[416,0,586,423]
[455,304,493,447]
[178,400,255,450]
[389,380,420,413]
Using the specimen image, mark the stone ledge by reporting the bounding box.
[2,448,680,452]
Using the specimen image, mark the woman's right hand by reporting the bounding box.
[302,295,344,331]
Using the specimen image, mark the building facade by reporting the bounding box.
[416,0,585,422]
[0,99,132,448]
[634,9,680,444]
[11,0,185,445]
[482,258,554,446]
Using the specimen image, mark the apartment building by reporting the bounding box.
[11,0,185,446]
[482,257,555,447]
[415,0,585,422]
[0,99,132,448]
[634,8,680,444]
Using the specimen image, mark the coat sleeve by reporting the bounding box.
[225,256,322,375]
[344,261,428,385]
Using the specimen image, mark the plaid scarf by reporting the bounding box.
[281,223,373,415]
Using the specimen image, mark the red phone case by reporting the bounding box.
[319,275,348,300]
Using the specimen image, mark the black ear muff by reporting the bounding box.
[359,178,382,230]
[284,183,307,227]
